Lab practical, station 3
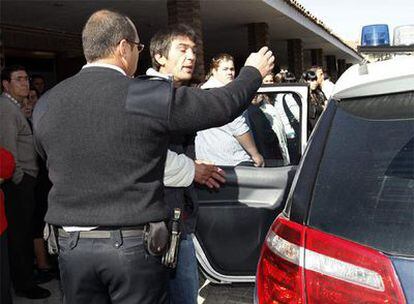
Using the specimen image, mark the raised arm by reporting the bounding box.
[169,47,274,133]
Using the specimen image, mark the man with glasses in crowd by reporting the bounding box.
[32,9,274,303]
[0,65,50,299]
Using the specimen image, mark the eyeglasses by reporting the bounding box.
[10,76,30,82]
[126,39,145,53]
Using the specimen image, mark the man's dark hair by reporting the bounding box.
[1,65,27,90]
[1,65,27,82]
[150,24,196,71]
[82,9,137,63]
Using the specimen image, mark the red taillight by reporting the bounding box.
[256,216,406,304]
[256,217,305,303]
[305,227,406,304]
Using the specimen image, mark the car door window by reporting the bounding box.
[247,85,308,167]
[195,84,308,168]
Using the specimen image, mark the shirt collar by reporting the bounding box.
[2,93,22,108]
[201,77,225,89]
[146,68,172,80]
[82,62,127,76]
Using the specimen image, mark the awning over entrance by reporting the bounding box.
[1,0,362,81]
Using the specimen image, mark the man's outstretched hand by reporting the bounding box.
[194,160,226,189]
[244,47,275,78]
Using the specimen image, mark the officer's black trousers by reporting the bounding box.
[58,231,169,304]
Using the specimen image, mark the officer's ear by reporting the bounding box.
[118,39,132,58]
[154,54,167,67]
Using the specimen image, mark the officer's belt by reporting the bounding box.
[58,227,144,239]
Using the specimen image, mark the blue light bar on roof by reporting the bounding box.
[361,24,390,46]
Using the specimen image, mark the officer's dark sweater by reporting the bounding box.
[32,66,262,227]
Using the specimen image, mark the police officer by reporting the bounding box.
[33,9,274,304]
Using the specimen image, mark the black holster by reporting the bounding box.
[143,221,170,256]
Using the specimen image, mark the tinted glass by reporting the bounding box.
[308,92,414,256]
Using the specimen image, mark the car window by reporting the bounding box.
[247,92,302,167]
[308,91,414,256]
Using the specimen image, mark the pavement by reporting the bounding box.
[12,274,254,304]
[12,279,62,304]
[198,277,254,304]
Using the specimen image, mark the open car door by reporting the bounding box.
[194,84,309,283]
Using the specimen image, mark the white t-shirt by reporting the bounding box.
[195,77,252,166]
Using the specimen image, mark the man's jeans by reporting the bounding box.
[169,234,199,304]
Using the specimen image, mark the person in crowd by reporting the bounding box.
[23,85,55,283]
[16,86,54,283]
[0,65,50,299]
[302,68,327,132]
[21,96,34,120]
[322,71,335,99]
[32,158,54,284]
[247,92,284,163]
[28,86,39,107]
[31,74,46,96]
[195,53,264,167]
[32,9,274,304]
[19,87,39,123]
[274,73,283,83]
[251,74,291,165]
[147,24,226,304]
[274,71,301,163]
[310,65,325,88]
[283,71,296,83]
[262,72,274,84]
[0,148,16,304]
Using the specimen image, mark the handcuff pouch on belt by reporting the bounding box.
[161,208,181,268]
[45,224,59,255]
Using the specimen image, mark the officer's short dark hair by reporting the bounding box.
[150,24,197,71]
[82,9,137,63]
[1,65,27,90]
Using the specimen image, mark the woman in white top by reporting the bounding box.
[195,54,264,167]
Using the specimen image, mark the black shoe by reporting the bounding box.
[33,268,55,284]
[15,285,51,299]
